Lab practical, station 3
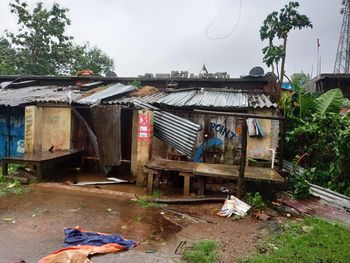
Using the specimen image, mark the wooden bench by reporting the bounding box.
[193,162,285,194]
[1,149,83,180]
[145,158,285,196]
[145,159,196,195]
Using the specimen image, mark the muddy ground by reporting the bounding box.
[0,184,266,263]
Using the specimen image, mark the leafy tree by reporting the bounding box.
[70,44,115,76]
[291,71,311,87]
[260,2,312,87]
[2,0,114,75]
[0,37,17,75]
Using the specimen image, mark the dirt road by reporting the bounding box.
[0,185,261,262]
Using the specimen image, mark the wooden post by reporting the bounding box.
[237,119,248,199]
[278,118,285,171]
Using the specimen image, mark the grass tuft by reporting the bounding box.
[182,240,219,263]
[244,217,350,263]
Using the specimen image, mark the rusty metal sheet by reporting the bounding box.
[0,86,82,106]
[91,105,121,166]
[77,83,135,105]
[134,100,200,158]
[282,196,350,226]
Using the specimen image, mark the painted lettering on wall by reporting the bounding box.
[17,140,24,154]
[24,107,34,152]
[210,122,237,140]
[138,112,151,142]
[193,138,223,162]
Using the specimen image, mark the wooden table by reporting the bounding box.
[145,158,285,196]
[145,159,196,195]
[1,149,83,180]
[193,162,285,194]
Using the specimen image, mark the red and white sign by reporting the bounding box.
[138,112,151,141]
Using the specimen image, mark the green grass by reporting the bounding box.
[182,240,219,263]
[0,180,28,196]
[137,196,161,208]
[244,217,350,263]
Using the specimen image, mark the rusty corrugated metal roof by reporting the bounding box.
[282,196,350,226]
[76,83,136,105]
[0,85,82,106]
[106,89,277,109]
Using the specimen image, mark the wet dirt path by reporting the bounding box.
[0,185,261,262]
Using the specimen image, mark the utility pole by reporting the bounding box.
[335,0,350,73]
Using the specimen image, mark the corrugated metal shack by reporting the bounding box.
[0,74,281,187]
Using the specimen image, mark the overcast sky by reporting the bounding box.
[0,0,343,77]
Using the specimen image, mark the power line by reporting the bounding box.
[205,0,243,40]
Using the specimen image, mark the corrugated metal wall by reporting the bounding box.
[152,112,243,164]
[0,107,25,159]
[91,105,121,166]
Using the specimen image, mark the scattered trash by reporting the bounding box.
[268,221,282,234]
[217,195,251,217]
[162,208,216,224]
[71,177,128,186]
[106,208,112,213]
[3,217,16,223]
[145,248,157,253]
[254,212,271,222]
[175,240,187,254]
[38,226,137,263]
[2,217,15,221]
[302,225,313,233]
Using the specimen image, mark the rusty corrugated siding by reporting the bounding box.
[91,105,121,166]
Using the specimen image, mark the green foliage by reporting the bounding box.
[260,2,312,85]
[288,170,311,200]
[284,87,350,196]
[0,178,28,197]
[294,85,316,119]
[128,80,143,89]
[152,190,162,199]
[137,196,161,208]
[0,37,17,74]
[182,240,219,263]
[315,88,347,116]
[69,44,114,75]
[1,0,114,75]
[291,71,311,87]
[245,192,266,210]
[244,217,350,263]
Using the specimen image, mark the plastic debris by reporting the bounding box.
[217,195,251,217]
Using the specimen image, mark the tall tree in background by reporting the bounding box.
[0,37,17,74]
[291,71,311,87]
[1,0,114,76]
[260,1,312,87]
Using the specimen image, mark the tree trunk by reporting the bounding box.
[279,37,288,86]
[237,119,248,199]
[269,38,275,74]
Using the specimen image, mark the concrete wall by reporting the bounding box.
[131,109,154,186]
[246,108,279,160]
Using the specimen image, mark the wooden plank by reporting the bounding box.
[194,163,284,183]
[145,158,196,173]
[2,149,82,162]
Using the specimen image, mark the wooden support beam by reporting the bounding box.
[237,120,248,199]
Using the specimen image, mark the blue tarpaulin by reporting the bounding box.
[64,227,137,249]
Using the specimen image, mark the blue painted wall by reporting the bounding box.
[0,107,25,159]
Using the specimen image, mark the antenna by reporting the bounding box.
[334,0,350,73]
